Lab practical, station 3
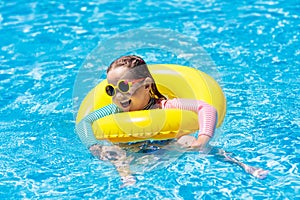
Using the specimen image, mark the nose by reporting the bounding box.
[114,90,126,100]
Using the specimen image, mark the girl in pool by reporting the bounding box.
[76,55,268,186]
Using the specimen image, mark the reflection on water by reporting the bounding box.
[0,0,299,198]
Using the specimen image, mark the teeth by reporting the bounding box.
[120,100,131,107]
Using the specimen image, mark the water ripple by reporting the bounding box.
[0,0,299,199]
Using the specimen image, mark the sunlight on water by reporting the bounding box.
[0,0,299,199]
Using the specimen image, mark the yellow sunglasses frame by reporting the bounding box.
[105,78,146,96]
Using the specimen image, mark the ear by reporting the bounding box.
[144,77,153,90]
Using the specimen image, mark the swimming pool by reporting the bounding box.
[0,0,299,199]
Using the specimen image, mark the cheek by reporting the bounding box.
[112,94,124,103]
[111,93,122,105]
[131,88,149,105]
[111,97,118,104]
[131,87,145,98]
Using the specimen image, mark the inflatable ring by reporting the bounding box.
[76,64,226,143]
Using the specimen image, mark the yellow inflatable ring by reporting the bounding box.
[76,64,226,143]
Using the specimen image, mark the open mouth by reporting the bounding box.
[120,99,131,108]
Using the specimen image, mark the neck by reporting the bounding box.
[143,97,156,110]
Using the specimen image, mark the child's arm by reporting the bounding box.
[89,144,136,187]
[209,146,268,179]
[161,98,217,148]
[76,104,117,148]
[76,104,136,185]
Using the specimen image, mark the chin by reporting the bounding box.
[119,106,129,112]
[123,108,131,112]
[128,106,141,112]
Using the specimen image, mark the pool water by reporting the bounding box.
[0,0,299,199]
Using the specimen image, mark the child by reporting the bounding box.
[76,55,267,186]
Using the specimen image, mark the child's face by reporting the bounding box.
[107,66,151,112]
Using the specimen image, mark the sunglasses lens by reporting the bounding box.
[118,81,130,92]
[105,85,115,96]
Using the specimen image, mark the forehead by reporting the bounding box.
[107,67,136,82]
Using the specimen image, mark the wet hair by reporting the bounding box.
[107,55,167,100]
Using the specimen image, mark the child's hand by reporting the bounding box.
[243,165,269,179]
[120,175,136,188]
[90,144,126,161]
[190,135,211,148]
[177,135,196,147]
[177,135,211,149]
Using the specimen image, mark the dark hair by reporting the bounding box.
[107,55,166,100]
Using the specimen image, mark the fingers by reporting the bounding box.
[253,168,269,179]
[90,144,128,161]
[89,144,103,159]
[190,140,206,149]
[177,135,196,147]
[120,175,136,188]
[190,135,211,148]
[244,165,269,179]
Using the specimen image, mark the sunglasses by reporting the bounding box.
[105,78,146,97]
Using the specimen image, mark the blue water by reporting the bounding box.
[1,0,299,199]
